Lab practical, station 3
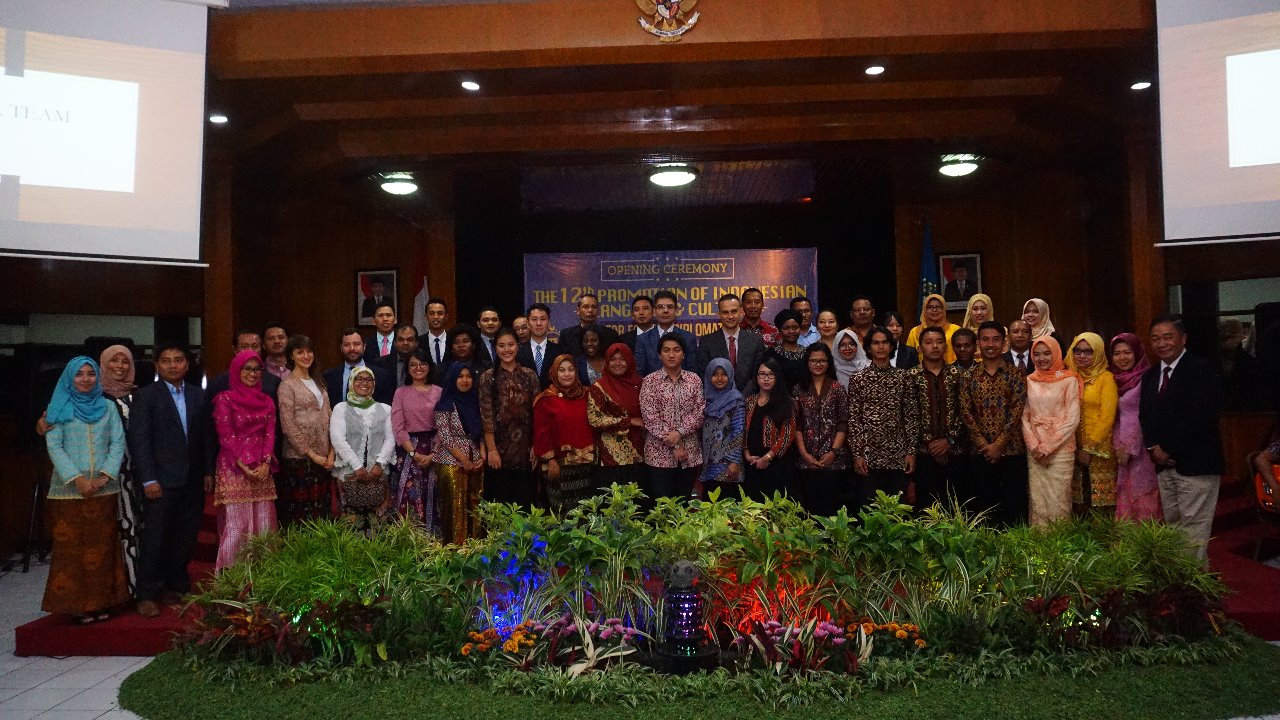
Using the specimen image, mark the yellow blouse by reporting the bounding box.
[905,323,961,364]
[1076,370,1118,456]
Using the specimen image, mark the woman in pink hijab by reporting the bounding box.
[212,349,278,571]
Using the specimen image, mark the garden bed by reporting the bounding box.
[137,484,1280,718]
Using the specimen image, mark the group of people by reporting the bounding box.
[39,288,1251,625]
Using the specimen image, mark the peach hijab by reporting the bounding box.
[1028,336,1082,396]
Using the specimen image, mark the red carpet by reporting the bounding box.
[1209,489,1280,641]
[13,592,207,657]
[14,497,218,657]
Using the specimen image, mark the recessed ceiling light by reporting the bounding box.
[460,80,480,91]
[380,172,418,195]
[939,154,980,177]
[1130,81,1152,91]
[208,113,228,124]
[865,65,885,76]
[649,164,698,187]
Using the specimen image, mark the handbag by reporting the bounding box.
[340,472,384,513]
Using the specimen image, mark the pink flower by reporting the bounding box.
[832,637,846,645]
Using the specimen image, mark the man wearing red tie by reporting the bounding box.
[1139,314,1223,561]
[363,302,398,365]
[697,293,765,391]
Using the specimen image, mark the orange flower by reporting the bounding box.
[502,639,520,653]
[888,622,901,632]
[861,622,876,635]
[461,643,473,656]
[895,629,908,639]
[915,638,927,648]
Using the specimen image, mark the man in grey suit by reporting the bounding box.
[128,342,210,618]
[636,290,698,376]
[697,293,766,391]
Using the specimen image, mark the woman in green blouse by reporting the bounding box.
[43,356,128,624]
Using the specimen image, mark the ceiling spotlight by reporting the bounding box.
[649,164,698,187]
[380,172,418,195]
[208,113,228,124]
[865,65,885,76]
[460,80,480,91]
[939,154,980,177]
[1130,81,1152,91]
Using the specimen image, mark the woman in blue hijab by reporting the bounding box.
[43,356,129,624]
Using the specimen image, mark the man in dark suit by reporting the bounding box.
[516,303,564,387]
[377,324,419,388]
[636,290,698,376]
[1139,314,1224,561]
[557,293,620,357]
[129,342,209,617]
[360,278,393,320]
[323,328,394,407]
[1002,320,1034,376]
[362,302,399,365]
[618,295,655,350]
[476,306,502,366]
[697,293,766,391]
[942,263,977,303]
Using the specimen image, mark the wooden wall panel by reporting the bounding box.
[0,258,203,318]
[893,168,1101,340]
[218,193,456,375]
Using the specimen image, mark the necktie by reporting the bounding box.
[1159,366,1172,396]
[534,344,544,376]
[174,386,187,437]
[434,337,442,364]
[728,334,737,369]
[380,336,390,357]
[1017,354,1026,372]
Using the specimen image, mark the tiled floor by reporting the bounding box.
[1,561,148,720]
[4,556,1279,720]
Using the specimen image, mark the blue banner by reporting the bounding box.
[523,248,818,338]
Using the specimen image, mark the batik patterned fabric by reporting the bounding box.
[792,383,850,471]
[959,362,1027,457]
[847,364,920,470]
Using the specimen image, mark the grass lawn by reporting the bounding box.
[120,637,1280,720]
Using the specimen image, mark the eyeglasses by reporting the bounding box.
[353,376,375,383]
[807,358,829,365]
[1072,348,1094,355]
[241,366,263,374]
[756,371,776,378]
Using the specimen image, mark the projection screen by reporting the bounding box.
[0,0,209,264]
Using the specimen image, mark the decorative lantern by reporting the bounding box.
[658,560,718,673]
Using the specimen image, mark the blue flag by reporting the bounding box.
[918,220,940,320]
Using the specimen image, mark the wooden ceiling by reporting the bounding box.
[206,0,1158,206]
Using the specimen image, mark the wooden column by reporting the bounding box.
[202,162,236,377]
[1125,130,1165,337]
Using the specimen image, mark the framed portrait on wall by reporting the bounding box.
[356,269,397,326]
[938,253,982,310]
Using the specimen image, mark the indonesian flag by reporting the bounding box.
[411,255,431,337]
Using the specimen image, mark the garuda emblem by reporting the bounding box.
[635,0,700,43]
